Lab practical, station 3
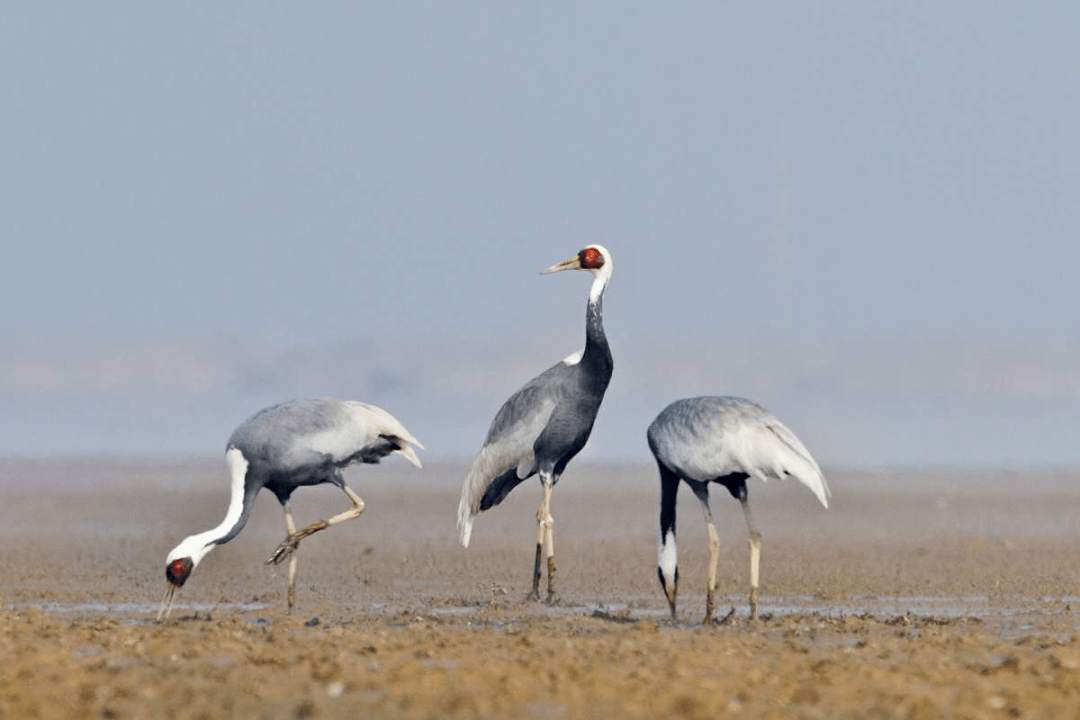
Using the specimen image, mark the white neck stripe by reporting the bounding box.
[165,447,250,567]
[658,529,678,579]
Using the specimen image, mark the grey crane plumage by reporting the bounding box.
[458,245,614,603]
[158,397,423,621]
[647,396,829,623]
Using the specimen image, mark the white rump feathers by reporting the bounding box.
[678,420,829,507]
[285,400,425,470]
[343,401,426,468]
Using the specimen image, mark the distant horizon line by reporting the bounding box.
[1,451,1076,473]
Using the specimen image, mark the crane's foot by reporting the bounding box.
[266,534,301,566]
[544,556,557,604]
[526,542,543,602]
[710,607,736,626]
[749,587,760,621]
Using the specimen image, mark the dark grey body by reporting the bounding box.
[456,245,614,601]
[478,297,613,511]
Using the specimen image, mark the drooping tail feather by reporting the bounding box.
[457,492,476,548]
[457,402,546,548]
[759,424,830,508]
[347,401,425,469]
[458,445,525,547]
[393,441,424,469]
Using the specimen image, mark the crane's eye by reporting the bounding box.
[166,558,194,586]
[579,247,604,269]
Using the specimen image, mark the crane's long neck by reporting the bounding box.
[168,447,258,566]
[658,465,678,576]
[581,270,613,375]
[656,462,679,616]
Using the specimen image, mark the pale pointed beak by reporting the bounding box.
[665,586,677,620]
[540,255,582,274]
[157,582,178,623]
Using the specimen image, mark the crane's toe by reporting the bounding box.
[266,534,301,565]
[712,607,736,626]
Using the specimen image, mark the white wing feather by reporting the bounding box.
[659,409,830,508]
[285,400,424,469]
[345,401,425,467]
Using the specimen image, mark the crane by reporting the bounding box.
[647,396,829,623]
[158,397,423,621]
[458,245,614,603]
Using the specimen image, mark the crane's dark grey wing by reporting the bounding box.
[649,396,830,508]
[458,377,561,547]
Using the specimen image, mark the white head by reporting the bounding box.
[158,446,250,622]
[166,535,218,579]
[158,534,218,621]
[541,244,613,303]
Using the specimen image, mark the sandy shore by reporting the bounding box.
[1,458,1078,718]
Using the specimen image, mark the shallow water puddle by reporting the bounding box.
[6,601,271,616]
[8,595,1077,633]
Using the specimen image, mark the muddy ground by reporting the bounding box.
[1,458,1079,718]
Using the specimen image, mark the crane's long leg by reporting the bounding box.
[689,484,722,624]
[531,501,544,602]
[740,494,762,620]
[529,474,557,603]
[543,478,556,603]
[703,505,721,624]
[266,485,366,567]
[283,501,298,612]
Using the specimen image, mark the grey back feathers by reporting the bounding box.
[648,396,830,508]
[226,398,424,517]
[230,398,423,477]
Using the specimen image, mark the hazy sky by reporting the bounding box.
[3,4,1079,467]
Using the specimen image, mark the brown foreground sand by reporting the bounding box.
[1,458,1079,718]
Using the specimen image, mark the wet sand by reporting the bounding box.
[2,458,1079,718]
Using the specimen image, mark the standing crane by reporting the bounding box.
[158,397,423,621]
[647,396,829,623]
[458,245,614,603]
